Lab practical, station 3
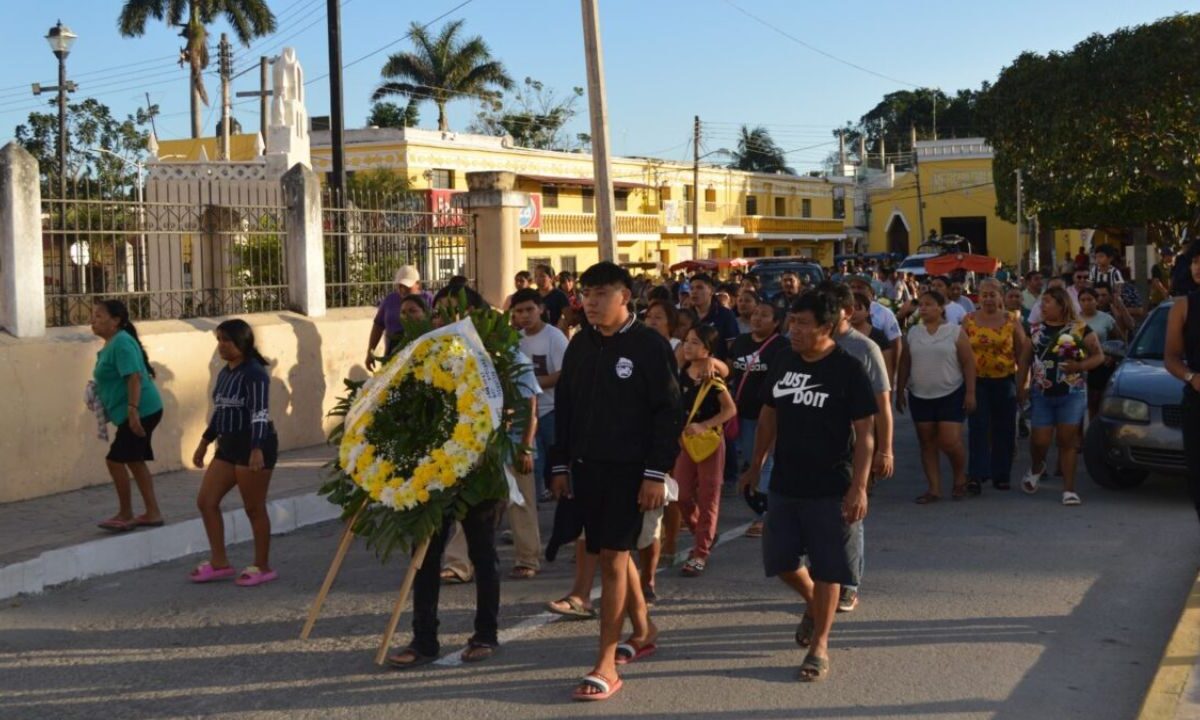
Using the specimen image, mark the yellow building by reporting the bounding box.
[307,127,857,272]
[865,138,1078,268]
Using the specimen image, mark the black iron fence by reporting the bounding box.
[42,179,289,327]
[322,189,473,309]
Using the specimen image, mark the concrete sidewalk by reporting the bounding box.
[0,444,339,600]
[1141,572,1200,720]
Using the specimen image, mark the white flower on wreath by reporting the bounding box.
[379,485,397,509]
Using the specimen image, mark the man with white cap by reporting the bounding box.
[366,265,430,370]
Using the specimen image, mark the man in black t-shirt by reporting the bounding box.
[740,290,876,682]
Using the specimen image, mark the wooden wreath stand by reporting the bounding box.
[299,501,433,666]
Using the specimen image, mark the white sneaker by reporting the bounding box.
[1021,466,1043,494]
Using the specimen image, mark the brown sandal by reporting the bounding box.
[509,566,537,580]
[952,484,967,500]
[914,492,940,505]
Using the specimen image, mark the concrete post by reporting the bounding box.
[282,162,326,317]
[457,172,526,309]
[0,143,46,337]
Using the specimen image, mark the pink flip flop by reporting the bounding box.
[190,562,236,583]
[235,566,279,587]
[98,518,136,533]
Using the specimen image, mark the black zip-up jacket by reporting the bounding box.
[550,315,683,482]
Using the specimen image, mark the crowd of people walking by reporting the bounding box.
[81,237,1200,699]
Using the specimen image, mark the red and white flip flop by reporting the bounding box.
[235,566,279,587]
[615,640,657,665]
[572,673,623,701]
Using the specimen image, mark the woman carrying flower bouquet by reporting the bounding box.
[672,324,738,577]
[1018,287,1105,505]
[191,319,280,586]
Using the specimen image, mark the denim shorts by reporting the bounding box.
[1030,392,1087,428]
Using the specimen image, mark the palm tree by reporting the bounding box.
[373,19,513,132]
[118,0,276,139]
[730,125,796,175]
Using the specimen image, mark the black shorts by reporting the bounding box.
[572,460,644,554]
[909,385,966,424]
[106,410,163,464]
[214,429,279,469]
[762,493,854,585]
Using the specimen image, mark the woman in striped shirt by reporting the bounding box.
[190,319,280,587]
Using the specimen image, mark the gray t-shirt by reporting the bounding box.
[834,326,892,394]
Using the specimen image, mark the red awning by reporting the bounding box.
[923,253,1001,275]
[518,173,648,189]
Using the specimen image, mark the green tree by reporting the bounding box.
[834,88,984,168]
[14,97,156,196]
[981,13,1200,243]
[468,77,586,151]
[367,101,421,129]
[118,0,276,139]
[729,126,795,175]
[372,19,513,132]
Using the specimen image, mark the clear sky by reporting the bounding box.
[0,0,1194,172]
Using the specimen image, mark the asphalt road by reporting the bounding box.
[2,417,1197,720]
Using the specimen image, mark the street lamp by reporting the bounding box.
[33,21,77,200]
[33,20,77,320]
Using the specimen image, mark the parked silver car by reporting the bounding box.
[1085,301,1188,488]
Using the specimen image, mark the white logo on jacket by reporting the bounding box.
[615,357,634,379]
[772,371,830,407]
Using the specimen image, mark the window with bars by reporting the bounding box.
[802,198,812,218]
[542,184,559,208]
[745,195,758,215]
[615,190,628,211]
[430,169,454,189]
[774,197,786,216]
[582,187,595,213]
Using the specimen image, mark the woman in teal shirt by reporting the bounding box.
[91,300,165,532]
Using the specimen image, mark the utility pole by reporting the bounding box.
[580,0,617,262]
[218,33,232,160]
[838,129,846,166]
[692,114,701,261]
[326,0,347,207]
[879,134,886,170]
[913,126,927,243]
[1015,169,1023,272]
[235,56,273,154]
[931,88,938,140]
[858,135,866,170]
[144,92,157,140]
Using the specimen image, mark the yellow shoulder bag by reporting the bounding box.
[681,378,725,463]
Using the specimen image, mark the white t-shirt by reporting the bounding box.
[519,323,568,417]
[869,301,903,341]
[907,323,964,399]
[943,302,967,325]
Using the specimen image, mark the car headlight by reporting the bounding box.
[1100,396,1150,423]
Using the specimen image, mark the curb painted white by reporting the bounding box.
[0,492,341,600]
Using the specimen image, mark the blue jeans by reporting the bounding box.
[533,410,556,492]
[1031,392,1087,428]
[968,376,1018,483]
[846,521,864,590]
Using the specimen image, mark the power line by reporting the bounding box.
[722,0,922,89]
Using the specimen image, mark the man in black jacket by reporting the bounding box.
[550,261,682,701]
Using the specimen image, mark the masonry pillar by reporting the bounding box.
[282,162,326,317]
[457,171,526,309]
[0,143,46,337]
